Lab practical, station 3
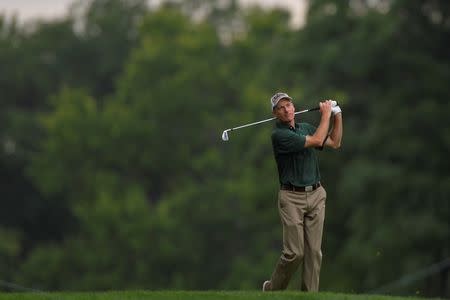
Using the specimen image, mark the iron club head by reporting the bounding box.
[222,130,229,141]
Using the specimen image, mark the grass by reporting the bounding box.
[0,291,439,300]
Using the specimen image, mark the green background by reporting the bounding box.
[0,0,448,298]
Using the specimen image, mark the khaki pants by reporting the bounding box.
[269,186,326,291]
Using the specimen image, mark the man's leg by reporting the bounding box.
[302,186,326,291]
[268,190,307,290]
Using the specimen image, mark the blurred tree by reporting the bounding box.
[0,0,149,255]
[68,0,147,97]
[0,16,77,252]
[0,228,21,286]
[18,5,295,290]
[0,0,448,297]
[19,7,227,289]
[0,3,151,293]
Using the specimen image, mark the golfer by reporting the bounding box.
[263,92,343,292]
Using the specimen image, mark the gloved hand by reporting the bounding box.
[332,105,342,115]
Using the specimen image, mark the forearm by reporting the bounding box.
[305,100,333,148]
[329,113,343,148]
[311,115,331,145]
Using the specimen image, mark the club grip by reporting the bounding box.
[310,101,339,111]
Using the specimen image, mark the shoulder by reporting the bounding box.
[271,127,283,139]
[271,126,291,141]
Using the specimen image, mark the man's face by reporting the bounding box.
[273,99,295,123]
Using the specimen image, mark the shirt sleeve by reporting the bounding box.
[272,130,306,154]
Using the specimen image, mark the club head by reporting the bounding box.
[221,130,229,141]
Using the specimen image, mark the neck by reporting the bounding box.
[278,119,295,127]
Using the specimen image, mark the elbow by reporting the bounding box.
[328,135,342,149]
[332,141,341,149]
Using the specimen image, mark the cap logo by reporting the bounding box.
[270,92,292,110]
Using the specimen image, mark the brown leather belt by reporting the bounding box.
[281,182,321,192]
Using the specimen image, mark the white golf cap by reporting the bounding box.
[270,92,292,110]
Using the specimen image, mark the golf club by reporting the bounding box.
[221,100,338,141]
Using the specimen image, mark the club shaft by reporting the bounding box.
[227,107,319,132]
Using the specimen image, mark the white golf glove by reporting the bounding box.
[332,105,342,115]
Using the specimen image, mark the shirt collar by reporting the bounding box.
[276,120,299,130]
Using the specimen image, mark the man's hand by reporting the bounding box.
[332,105,342,115]
[319,100,333,118]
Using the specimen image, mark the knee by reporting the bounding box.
[309,248,323,261]
[283,251,304,264]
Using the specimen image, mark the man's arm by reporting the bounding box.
[325,112,343,149]
[304,100,333,148]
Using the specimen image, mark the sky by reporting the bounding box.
[0,0,307,27]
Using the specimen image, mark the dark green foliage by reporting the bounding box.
[0,0,448,298]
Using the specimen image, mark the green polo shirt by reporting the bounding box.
[271,121,321,187]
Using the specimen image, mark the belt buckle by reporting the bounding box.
[305,185,313,192]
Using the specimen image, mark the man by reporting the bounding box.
[262,92,343,292]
